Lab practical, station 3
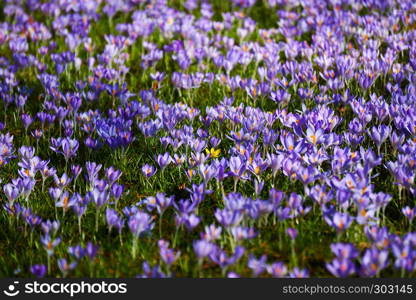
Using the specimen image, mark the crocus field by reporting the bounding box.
[0,0,416,278]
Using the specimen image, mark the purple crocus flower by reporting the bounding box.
[142,164,157,178]
[254,179,264,196]
[227,272,240,278]
[111,183,124,201]
[156,152,172,169]
[368,125,391,152]
[85,161,102,187]
[24,211,43,228]
[71,165,82,181]
[32,129,43,140]
[228,156,246,179]
[327,258,356,278]
[68,245,86,260]
[85,242,99,261]
[202,224,222,241]
[88,188,109,208]
[215,208,243,228]
[106,208,124,233]
[57,259,77,276]
[286,227,298,240]
[41,235,61,256]
[280,132,303,153]
[3,183,20,204]
[402,206,416,223]
[50,137,79,161]
[199,163,216,183]
[364,226,391,249]
[53,173,72,189]
[105,166,122,185]
[248,254,267,277]
[360,247,389,277]
[30,264,46,278]
[128,211,154,237]
[306,126,324,146]
[231,226,257,241]
[188,183,211,205]
[193,240,216,259]
[289,268,310,278]
[392,241,414,272]
[72,203,87,218]
[136,261,166,278]
[155,192,174,214]
[330,243,359,259]
[40,166,57,182]
[182,213,201,231]
[158,240,180,266]
[325,212,353,232]
[21,113,33,130]
[267,262,288,278]
[209,246,245,269]
[41,220,60,235]
[55,191,76,211]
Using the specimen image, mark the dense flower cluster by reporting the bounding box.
[1,0,416,278]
